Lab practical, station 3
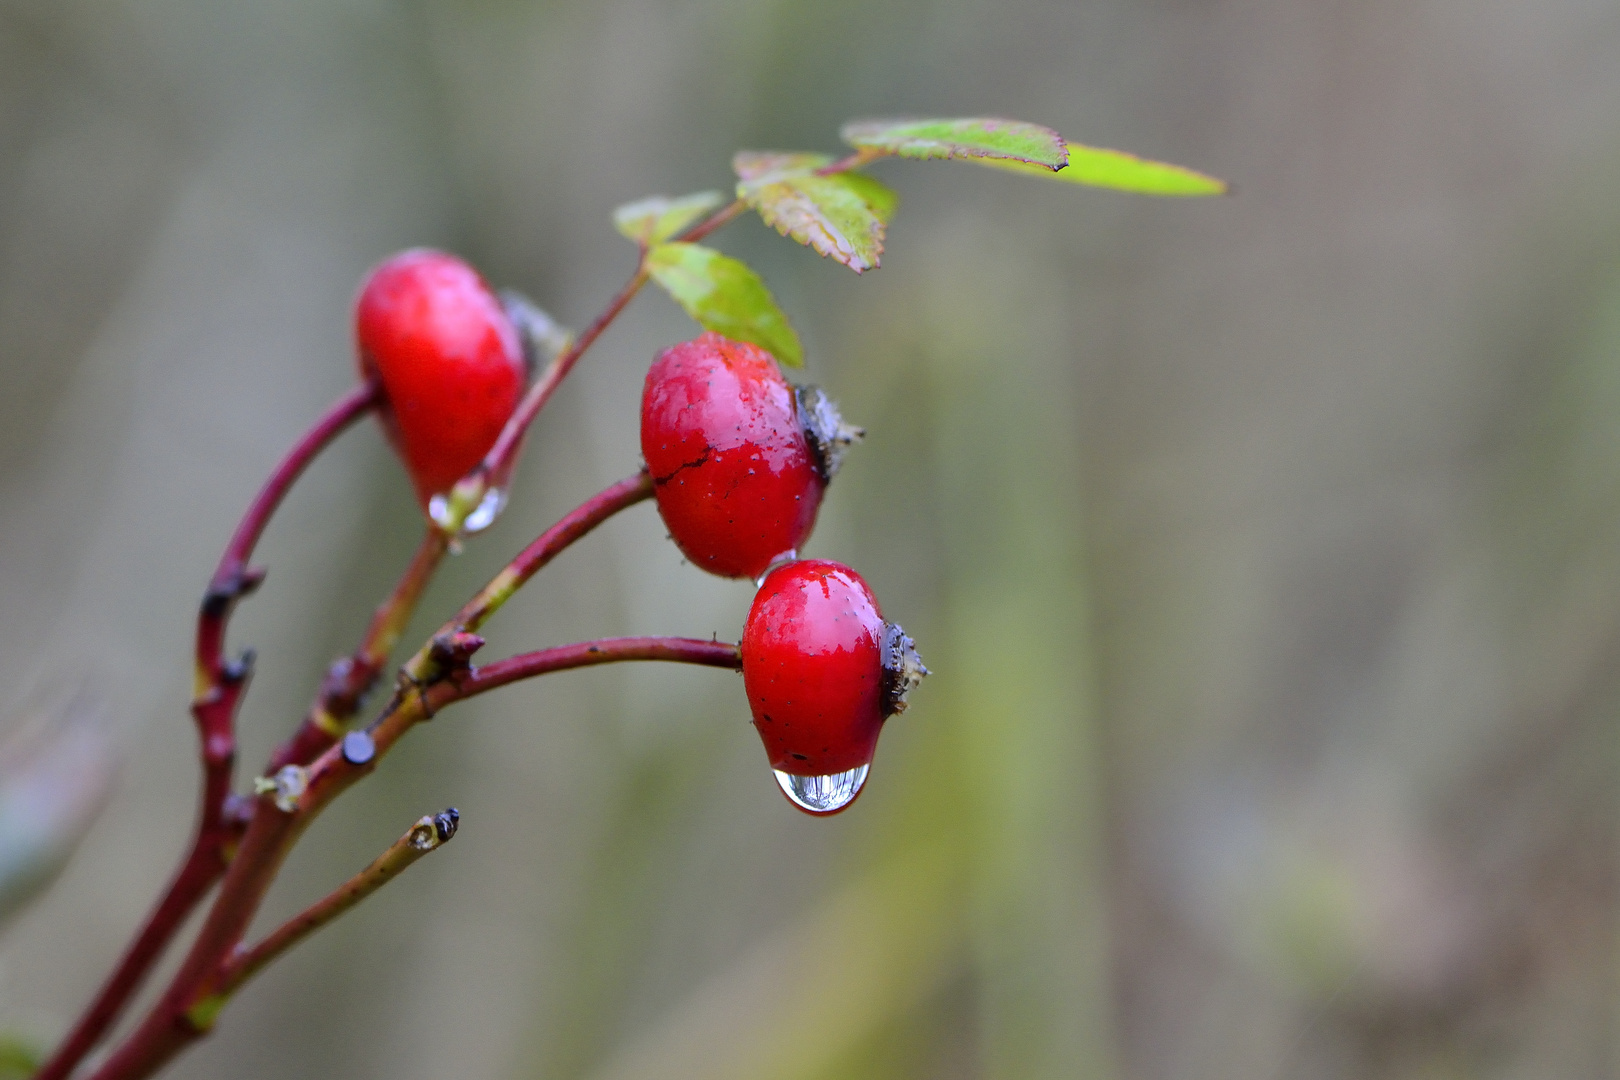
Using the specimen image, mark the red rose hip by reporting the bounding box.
[641,332,861,579]
[355,249,526,529]
[742,560,927,814]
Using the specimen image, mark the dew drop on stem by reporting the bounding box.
[462,488,506,533]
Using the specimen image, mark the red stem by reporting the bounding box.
[71,195,748,1080]
[447,470,653,644]
[480,268,649,484]
[679,198,745,245]
[303,638,742,823]
[58,186,756,1080]
[78,477,662,1080]
[196,381,381,683]
[81,638,736,1080]
[269,528,449,771]
[455,637,741,698]
[36,383,377,1080]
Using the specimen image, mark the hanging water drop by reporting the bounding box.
[752,550,798,588]
[462,488,507,533]
[427,494,453,528]
[773,764,868,815]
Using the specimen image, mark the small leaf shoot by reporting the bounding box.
[613,191,727,246]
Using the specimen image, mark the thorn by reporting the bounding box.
[200,566,267,618]
[222,648,257,684]
[429,632,486,669]
[222,794,256,830]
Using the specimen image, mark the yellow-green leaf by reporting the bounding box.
[840,117,1067,169]
[977,143,1228,195]
[733,152,899,273]
[645,242,803,366]
[613,191,726,246]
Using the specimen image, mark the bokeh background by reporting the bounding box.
[3,0,1620,1077]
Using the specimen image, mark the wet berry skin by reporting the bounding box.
[641,332,822,579]
[742,560,889,781]
[355,249,525,512]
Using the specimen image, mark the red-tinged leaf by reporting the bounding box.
[733,152,899,273]
[839,117,1068,169]
[613,191,726,246]
[733,151,830,183]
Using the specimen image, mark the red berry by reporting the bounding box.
[741,560,927,814]
[355,250,526,522]
[640,332,861,580]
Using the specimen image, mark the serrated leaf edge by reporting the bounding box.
[738,172,889,273]
[839,117,1069,170]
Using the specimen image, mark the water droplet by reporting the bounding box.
[753,550,798,587]
[427,494,453,527]
[259,764,307,813]
[462,488,507,533]
[341,730,376,765]
[773,764,868,814]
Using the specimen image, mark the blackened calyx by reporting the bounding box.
[434,807,460,843]
[795,385,864,483]
[880,622,929,717]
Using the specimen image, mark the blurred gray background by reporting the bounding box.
[2,0,1620,1077]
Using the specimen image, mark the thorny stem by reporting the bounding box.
[80,478,663,1080]
[35,382,378,1080]
[70,177,776,1080]
[405,470,654,688]
[311,638,743,819]
[477,267,650,492]
[191,809,462,1026]
[81,638,737,1080]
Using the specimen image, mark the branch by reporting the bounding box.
[269,526,450,770]
[193,379,381,819]
[185,809,462,1028]
[80,638,736,1080]
[473,269,651,506]
[36,382,377,1080]
[72,198,742,1076]
[288,636,739,835]
[456,636,742,700]
[459,470,652,635]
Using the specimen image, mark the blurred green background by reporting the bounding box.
[3,0,1620,1077]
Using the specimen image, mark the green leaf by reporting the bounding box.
[733,152,899,273]
[976,143,1228,195]
[645,242,803,366]
[613,191,726,246]
[840,117,1067,169]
